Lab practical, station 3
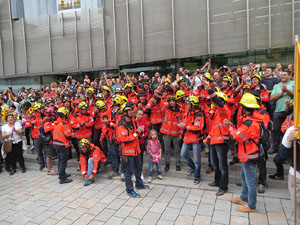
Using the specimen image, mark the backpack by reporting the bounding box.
[39,125,52,144]
[257,122,271,156]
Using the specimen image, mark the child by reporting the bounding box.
[147,130,162,182]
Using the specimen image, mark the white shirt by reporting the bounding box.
[193,76,202,92]
[2,122,22,144]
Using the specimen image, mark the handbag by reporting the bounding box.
[3,139,12,153]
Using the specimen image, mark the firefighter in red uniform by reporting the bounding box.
[86,88,96,109]
[53,107,73,184]
[204,89,231,196]
[136,90,151,128]
[176,77,192,96]
[175,90,187,114]
[179,96,205,184]
[124,83,139,104]
[43,106,57,175]
[102,86,113,106]
[249,74,270,108]
[161,95,183,172]
[142,79,152,102]
[69,102,94,142]
[29,103,45,170]
[225,93,261,213]
[116,102,149,198]
[79,139,107,186]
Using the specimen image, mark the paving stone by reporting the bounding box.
[168,197,185,209]
[129,206,149,219]
[88,221,104,225]
[30,211,55,224]
[201,193,217,205]
[105,216,124,225]
[215,199,231,212]
[65,207,88,221]
[174,187,190,199]
[161,207,180,221]
[93,208,116,222]
[99,194,117,205]
[193,215,211,225]
[180,204,198,216]
[157,193,174,203]
[230,215,249,225]
[122,216,140,225]
[11,216,32,225]
[230,204,249,218]
[48,200,69,212]
[51,207,73,220]
[197,203,214,216]
[157,219,175,225]
[107,198,126,210]
[139,197,157,207]
[267,211,288,225]
[88,203,107,215]
[212,209,230,225]
[186,194,202,205]
[175,215,193,225]
[72,214,94,225]
[40,218,59,225]
[249,213,269,225]
[55,218,73,225]
[124,197,142,207]
[265,197,284,213]
[140,211,161,225]
[149,201,168,214]
[114,205,134,218]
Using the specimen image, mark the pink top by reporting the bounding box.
[136,119,148,144]
[147,139,161,162]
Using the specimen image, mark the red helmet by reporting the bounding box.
[46,106,55,115]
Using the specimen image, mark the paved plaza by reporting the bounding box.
[0,167,293,225]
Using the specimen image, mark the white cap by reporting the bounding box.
[139,72,145,76]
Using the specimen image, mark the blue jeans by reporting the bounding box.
[148,157,162,177]
[87,158,94,177]
[240,162,257,209]
[180,143,201,180]
[55,147,69,181]
[124,155,143,193]
[107,139,120,173]
[34,138,45,166]
[210,143,229,191]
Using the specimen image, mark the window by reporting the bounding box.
[57,0,81,13]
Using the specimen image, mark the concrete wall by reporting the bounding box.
[0,0,298,78]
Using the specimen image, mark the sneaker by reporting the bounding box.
[84,179,94,186]
[59,178,73,184]
[9,170,16,176]
[127,190,141,198]
[48,170,58,175]
[205,167,214,174]
[157,175,163,180]
[216,189,227,196]
[39,165,45,171]
[186,168,194,175]
[164,164,170,172]
[237,205,256,213]
[176,165,181,171]
[193,179,200,185]
[231,197,248,206]
[148,176,152,183]
[268,174,284,180]
[107,171,119,179]
[136,184,150,190]
[120,173,125,182]
[257,184,265,194]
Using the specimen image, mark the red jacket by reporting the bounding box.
[69,111,94,139]
[136,119,149,144]
[43,116,54,144]
[80,143,106,176]
[160,104,183,136]
[53,117,72,148]
[28,112,43,139]
[183,109,205,144]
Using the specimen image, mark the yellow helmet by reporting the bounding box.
[186,96,199,106]
[203,72,211,80]
[87,88,95,95]
[33,103,42,110]
[57,107,69,117]
[251,73,262,81]
[124,83,133,89]
[95,100,106,110]
[79,139,90,148]
[240,93,260,109]
[216,91,228,102]
[222,76,232,84]
[176,90,186,100]
[120,95,128,103]
[78,102,88,109]
[176,76,185,84]
[120,102,134,113]
[96,93,105,100]
[102,86,111,92]
[243,84,250,90]
[113,95,123,105]
[165,78,171,84]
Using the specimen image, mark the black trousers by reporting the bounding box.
[5,141,25,170]
[272,112,286,152]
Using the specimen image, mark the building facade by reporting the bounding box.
[0,0,298,90]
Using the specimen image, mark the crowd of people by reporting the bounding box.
[0,60,299,217]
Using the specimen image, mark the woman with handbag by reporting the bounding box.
[2,113,25,175]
